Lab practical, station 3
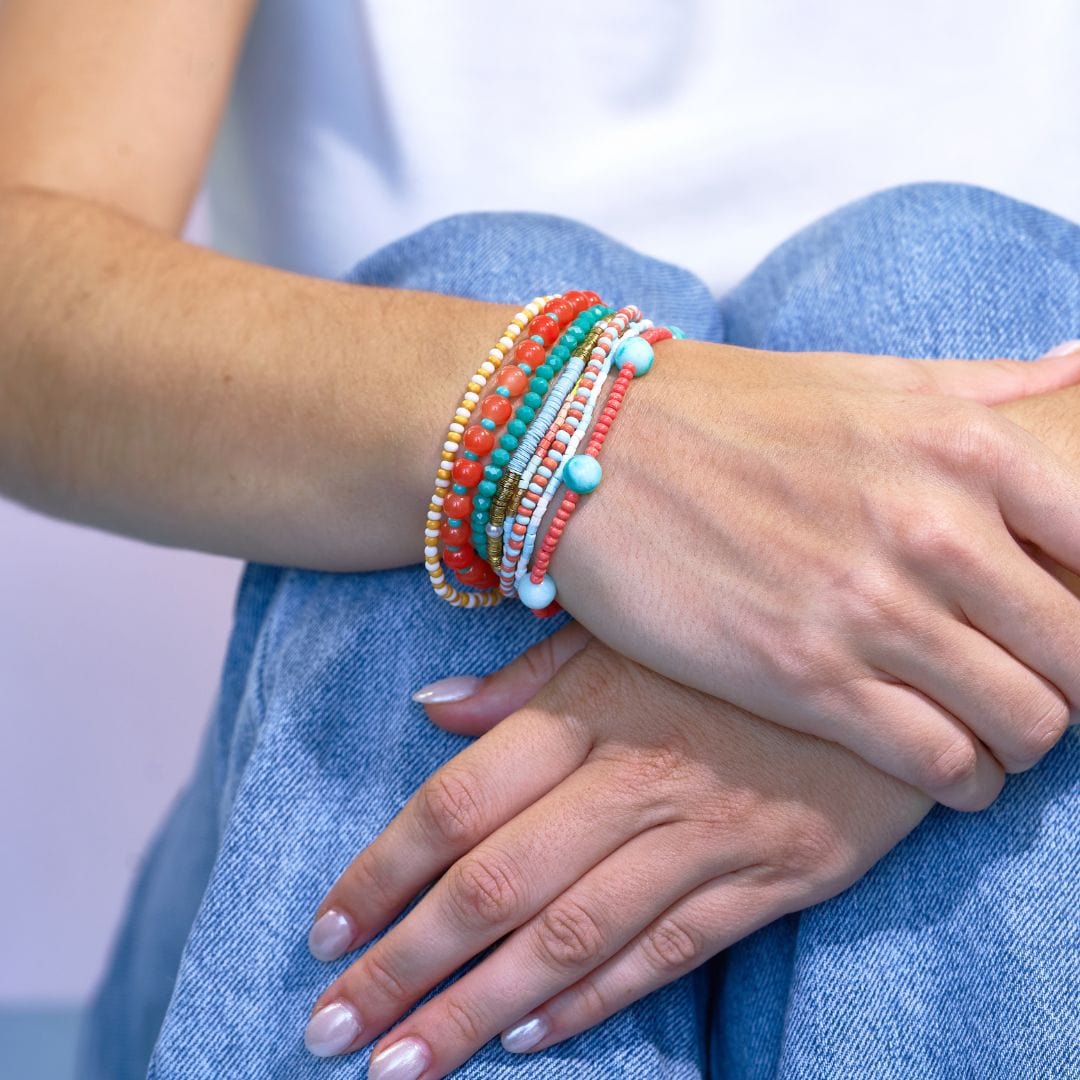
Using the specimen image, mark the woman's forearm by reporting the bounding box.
[0,186,518,570]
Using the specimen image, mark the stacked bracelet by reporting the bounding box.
[426,290,681,611]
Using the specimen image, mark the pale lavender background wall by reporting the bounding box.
[0,498,240,1003]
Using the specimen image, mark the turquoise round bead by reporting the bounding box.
[530,378,549,395]
[517,406,536,423]
[473,496,491,510]
[483,465,502,482]
[480,417,496,431]
[470,511,485,527]
[518,574,557,610]
[499,434,517,452]
[669,326,686,339]
[463,450,480,461]
[524,392,543,409]
[452,483,468,495]
[478,479,497,497]
[536,364,555,381]
[491,448,511,467]
[508,418,527,437]
[494,386,511,398]
[612,336,654,376]
[551,345,571,362]
[564,454,603,493]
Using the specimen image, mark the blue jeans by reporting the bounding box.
[79,184,1080,1079]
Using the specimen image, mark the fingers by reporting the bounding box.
[307,760,657,1056]
[903,350,1080,404]
[992,416,1080,580]
[417,622,593,737]
[867,610,1069,774]
[362,824,723,1078]
[309,704,590,962]
[499,871,789,1059]
[813,677,1005,811]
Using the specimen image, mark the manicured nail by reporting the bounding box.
[1040,339,1080,357]
[304,1002,361,1057]
[501,1014,549,1053]
[367,1036,431,1080]
[411,675,482,704]
[308,909,355,962]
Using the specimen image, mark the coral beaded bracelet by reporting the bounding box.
[423,296,552,608]
[426,292,680,609]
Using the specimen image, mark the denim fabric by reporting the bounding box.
[78,183,1080,1079]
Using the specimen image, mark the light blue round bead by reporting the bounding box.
[612,335,654,376]
[564,454,603,493]
[517,574,557,610]
[669,325,686,339]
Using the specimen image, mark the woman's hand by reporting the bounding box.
[547,340,1080,810]
[303,630,930,1078]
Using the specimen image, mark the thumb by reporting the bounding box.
[907,340,1080,404]
[411,621,593,737]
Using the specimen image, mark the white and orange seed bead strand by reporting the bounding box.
[424,295,557,607]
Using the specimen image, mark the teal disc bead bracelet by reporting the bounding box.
[470,302,612,554]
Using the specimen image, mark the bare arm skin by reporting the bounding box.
[0,0,524,570]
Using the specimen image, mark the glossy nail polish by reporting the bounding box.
[1040,339,1080,357]
[501,1014,549,1053]
[308,909,354,962]
[304,1002,361,1057]
[411,674,482,704]
[367,1036,431,1080]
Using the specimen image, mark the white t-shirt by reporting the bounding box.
[205,0,1080,294]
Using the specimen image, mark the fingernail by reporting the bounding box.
[501,1014,549,1053]
[308,909,355,962]
[304,1002,361,1057]
[411,675,482,704]
[1040,339,1080,357]
[367,1036,431,1080]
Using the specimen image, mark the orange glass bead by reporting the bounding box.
[452,458,484,487]
[463,425,495,454]
[514,339,546,367]
[443,492,473,518]
[496,365,529,395]
[480,395,512,425]
[441,521,471,545]
[526,313,560,346]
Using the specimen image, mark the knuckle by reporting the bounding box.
[519,634,559,686]
[1012,696,1070,769]
[533,899,607,971]
[920,735,980,794]
[894,508,972,568]
[773,628,838,697]
[441,995,487,1045]
[835,562,917,633]
[639,917,705,973]
[341,851,396,911]
[615,740,692,794]
[416,766,486,848]
[573,975,611,1020]
[934,406,1003,475]
[362,950,411,1007]
[444,851,525,929]
[772,818,853,886]
[553,645,619,711]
